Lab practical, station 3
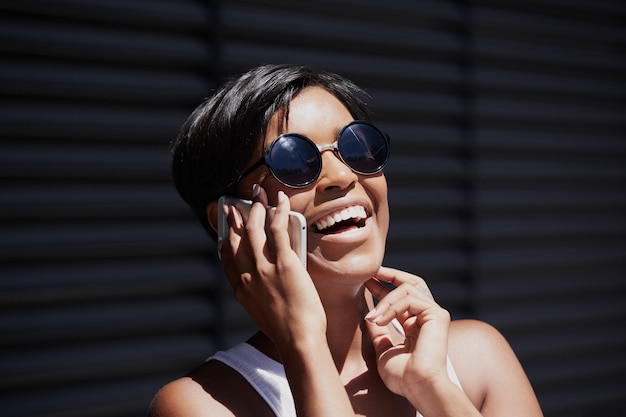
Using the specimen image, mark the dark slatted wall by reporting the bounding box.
[470,2,626,416]
[0,1,220,416]
[1,1,625,417]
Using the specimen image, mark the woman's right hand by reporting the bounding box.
[219,184,327,348]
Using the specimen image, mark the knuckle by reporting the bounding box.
[244,221,256,235]
[275,258,289,274]
[231,272,252,296]
[268,222,282,235]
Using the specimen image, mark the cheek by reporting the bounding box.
[379,204,390,235]
[370,178,390,237]
[374,207,390,252]
[369,175,389,210]
[239,172,280,202]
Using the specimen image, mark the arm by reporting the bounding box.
[148,375,235,417]
[279,333,355,417]
[448,320,543,417]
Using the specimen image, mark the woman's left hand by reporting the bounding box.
[364,267,452,400]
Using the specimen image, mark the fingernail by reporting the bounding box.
[278,190,286,203]
[365,308,377,320]
[252,183,260,197]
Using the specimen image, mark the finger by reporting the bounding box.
[375,266,421,286]
[246,186,267,232]
[269,191,295,263]
[220,206,250,289]
[227,201,265,275]
[364,277,392,304]
[245,189,270,262]
[375,267,434,300]
[226,201,245,249]
[365,278,406,325]
[251,183,269,206]
[367,283,437,327]
[363,314,395,358]
[229,205,253,265]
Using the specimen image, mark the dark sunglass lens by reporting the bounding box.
[266,135,321,187]
[339,123,389,173]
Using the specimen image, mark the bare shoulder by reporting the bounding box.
[449,319,513,362]
[448,319,543,417]
[149,360,273,417]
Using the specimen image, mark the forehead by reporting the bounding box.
[264,87,354,145]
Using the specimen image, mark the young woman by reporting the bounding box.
[149,64,543,417]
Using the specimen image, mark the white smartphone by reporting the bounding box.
[217,196,307,267]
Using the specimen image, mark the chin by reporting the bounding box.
[307,247,384,284]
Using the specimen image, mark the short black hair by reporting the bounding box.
[171,64,373,239]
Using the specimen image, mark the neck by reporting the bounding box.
[317,283,374,373]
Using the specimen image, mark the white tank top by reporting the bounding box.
[208,341,464,417]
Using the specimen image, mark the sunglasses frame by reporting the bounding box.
[231,120,389,190]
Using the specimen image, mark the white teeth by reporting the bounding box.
[315,206,367,231]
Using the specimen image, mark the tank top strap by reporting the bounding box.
[208,343,295,417]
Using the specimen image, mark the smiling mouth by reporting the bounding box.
[313,206,368,234]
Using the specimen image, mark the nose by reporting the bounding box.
[315,147,358,191]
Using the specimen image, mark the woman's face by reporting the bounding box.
[240,87,389,286]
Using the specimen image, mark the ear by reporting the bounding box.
[206,200,220,235]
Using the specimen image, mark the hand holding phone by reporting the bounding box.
[218,196,307,267]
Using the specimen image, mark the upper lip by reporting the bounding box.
[308,197,372,230]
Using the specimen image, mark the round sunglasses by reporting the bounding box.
[234,121,390,188]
